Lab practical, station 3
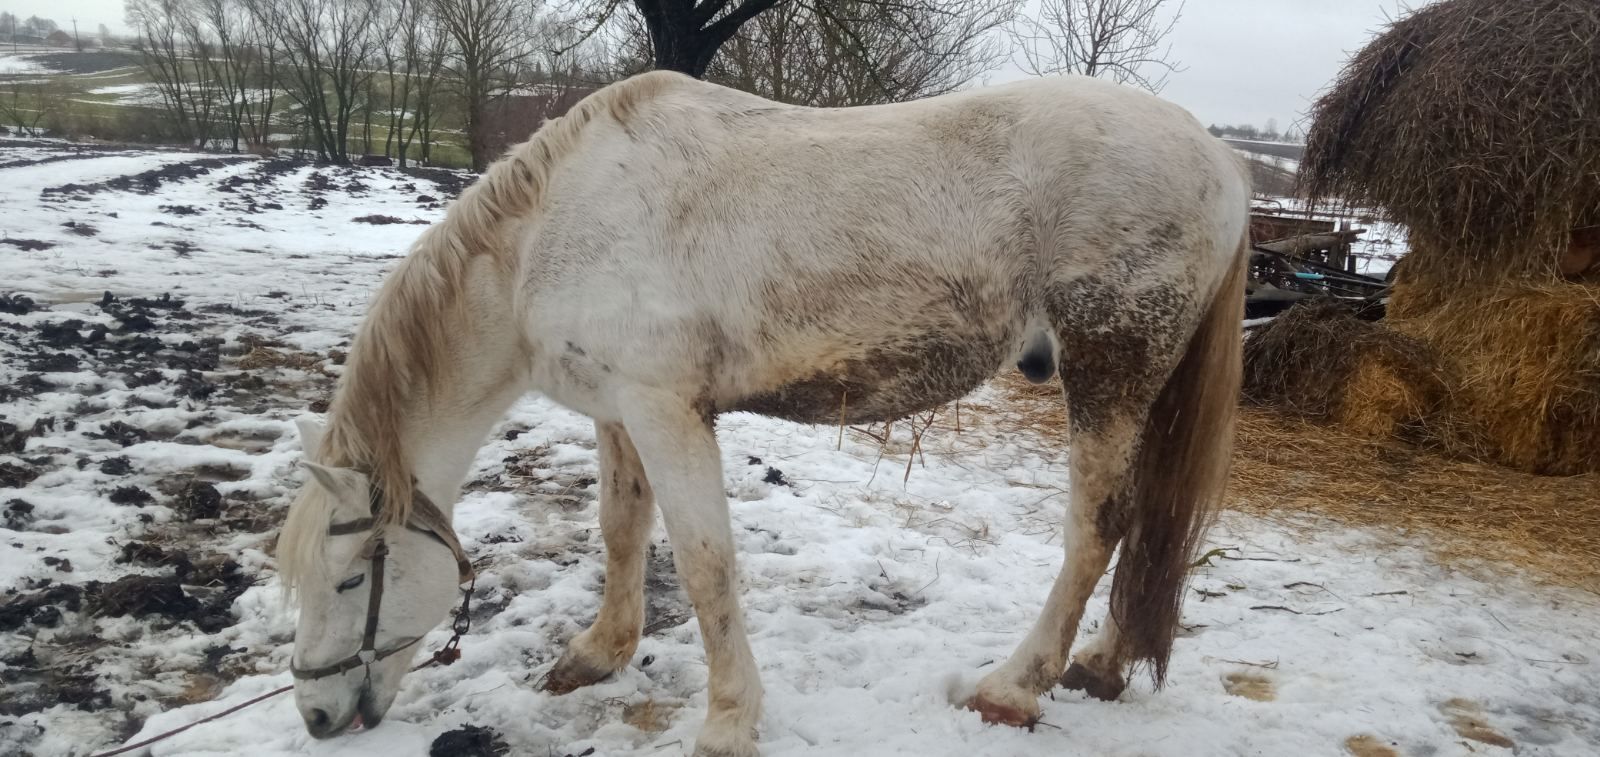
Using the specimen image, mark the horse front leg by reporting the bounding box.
[619,389,762,757]
[966,418,1138,727]
[546,422,655,693]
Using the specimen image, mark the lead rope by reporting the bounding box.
[87,579,476,757]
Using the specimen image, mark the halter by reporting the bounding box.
[290,484,476,682]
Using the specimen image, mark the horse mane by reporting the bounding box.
[278,71,682,591]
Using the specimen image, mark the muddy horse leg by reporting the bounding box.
[546,422,655,693]
[1061,600,1129,701]
[620,389,762,757]
[966,414,1143,726]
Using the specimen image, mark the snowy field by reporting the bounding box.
[2,138,1597,757]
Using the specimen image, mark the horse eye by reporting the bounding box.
[336,575,365,593]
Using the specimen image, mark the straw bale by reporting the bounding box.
[1299,0,1600,280]
[1241,299,1445,432]
[1388,280,1600,474]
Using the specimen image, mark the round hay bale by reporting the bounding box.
[1333,350,1446,441]
[1242,300,1445,437]
[1388,280,1600,474]
[1299,0,1600,282]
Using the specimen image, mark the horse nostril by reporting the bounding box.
[307,708,330,730]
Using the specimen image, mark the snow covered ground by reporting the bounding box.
[2,138,1596,757]
[0,53,54,76]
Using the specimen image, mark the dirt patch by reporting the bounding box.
[1344,734,1399,757]
[43,157,252,198]
[62,221,98,237]
[429,725,510,757]
[90,420,152,447]
[22,51,138,74]
[0,583,84,632]
[1222,671,1276,702]
[1,421,29,454]
[0,461,40,488]
[352,214,427,225]
[108,486,154,506]
[1440,698,1515,748]
[623,699,678,733]
[1,238,55,251]
[3,498,35,530]
[160,204,202,216]
[170,480,223,520]
[399,166,469,198]
[0,293,36,315]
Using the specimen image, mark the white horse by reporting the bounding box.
[277,70,1248,756]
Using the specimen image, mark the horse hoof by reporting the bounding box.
[542,652,614,695]
[1060,662,1125,702]
[964,692,1040,729]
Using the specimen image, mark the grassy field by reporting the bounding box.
[0,48,476,168]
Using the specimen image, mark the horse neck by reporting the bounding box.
[348,249,528,519]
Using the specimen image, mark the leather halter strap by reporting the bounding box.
[290,485,474,682]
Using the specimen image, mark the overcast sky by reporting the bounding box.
[6,0,1413,131]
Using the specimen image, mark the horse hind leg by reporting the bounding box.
[1061,605,1129,701]
[545,422,655,694]
[968,254,1242,724]
[965,407,1144,726]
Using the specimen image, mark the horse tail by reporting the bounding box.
[1110,234,1246,685]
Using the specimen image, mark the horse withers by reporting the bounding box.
[276,70,1249,756]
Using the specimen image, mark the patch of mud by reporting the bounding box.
[42,157,252,198]
[1343,734,1399,756]
[3,499,35,530]
[0,151,121,171]
[1,238,54,251]
[0,583,83,632]
[623,699,678,733]
[352,214,428,225]
[429,725,510,757]
[169,480,224,519]
[1440,698,1515,748]
[1222,671,1276,702]
[398,166,469,198]
[0,293,36,315]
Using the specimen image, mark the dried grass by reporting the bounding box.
[236,346,327,372]
[1299,0,1600,282]
[987,371,1600,593]
[1241,299,1444,428]
[1390,280,1600,474]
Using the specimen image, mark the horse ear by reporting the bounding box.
[302,461,356,494]
[295,416,326,455]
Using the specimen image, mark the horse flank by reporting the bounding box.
[277,72,679,590]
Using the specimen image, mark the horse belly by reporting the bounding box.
[728,331,1010,425]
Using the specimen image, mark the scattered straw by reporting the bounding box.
[236,346,328,372]
[987,371,1600,593]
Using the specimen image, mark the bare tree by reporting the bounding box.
[250,0,385,162]
[189,0,278,151]
[0,83,50,134]
[127,0,225,147]
[568,0,1013,101]
[391,3,451,166]
[707,0,1009,107]
[434,0,539,171]
[1011,0,1183,93]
